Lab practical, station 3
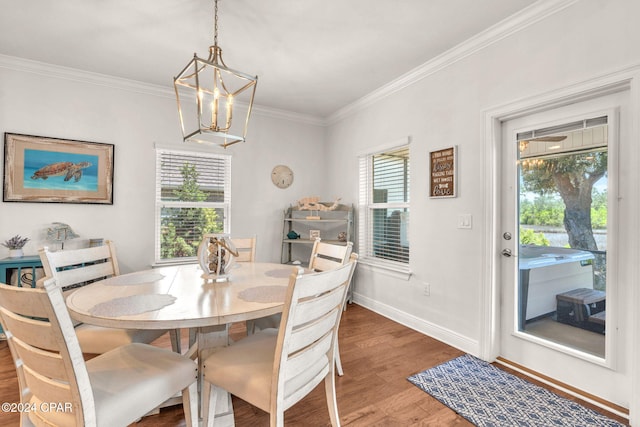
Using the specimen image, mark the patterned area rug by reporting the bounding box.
[408,354,625,427]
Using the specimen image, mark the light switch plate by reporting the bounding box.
[458,214,472,229]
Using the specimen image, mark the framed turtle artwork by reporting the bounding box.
[3,133,114,204]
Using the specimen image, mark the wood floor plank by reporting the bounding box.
[0,304,628,426]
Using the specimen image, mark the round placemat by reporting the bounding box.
[89,293,176,317]
[238,286,287,303]
[264,267,308,278]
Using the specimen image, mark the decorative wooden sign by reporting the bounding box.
[429,146,457,198]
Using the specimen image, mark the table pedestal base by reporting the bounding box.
[196,324,236,426]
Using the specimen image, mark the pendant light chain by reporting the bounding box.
[213,0,219,48]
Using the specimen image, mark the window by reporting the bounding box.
[358,142,410,272]
[155,148,230,264]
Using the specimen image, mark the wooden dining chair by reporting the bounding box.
[0,278,198,427]
[248,239,355,375]
[38,242,176,354]
[201,257,357,427]
[231,236,257,262]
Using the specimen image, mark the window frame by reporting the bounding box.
[154,147,231,265]
[358,138,411,278]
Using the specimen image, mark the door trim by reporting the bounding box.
[481,65,640,424]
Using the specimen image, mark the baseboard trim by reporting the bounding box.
[495,357,629,420]
[351,292,479,355]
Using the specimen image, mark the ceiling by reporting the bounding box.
[0,0,536,119]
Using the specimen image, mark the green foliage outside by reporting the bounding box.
[520,188,607,229]
[590,189,607,229]
[519,227,550,246]
[161,163,223,259]
[520,150,606,251]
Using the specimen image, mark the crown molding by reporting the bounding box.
[0,54,175,99]
[0,53,326,127]
[326,0,580,125]
[0,0,577,129]
[251,104,327,126]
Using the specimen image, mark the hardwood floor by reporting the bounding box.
[0,304,628,426]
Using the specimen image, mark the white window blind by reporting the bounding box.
[358,144,410,272]
[155,148,231,264]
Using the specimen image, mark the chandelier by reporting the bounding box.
[174,0,258,148]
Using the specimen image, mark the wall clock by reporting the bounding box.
[271,165,294,189]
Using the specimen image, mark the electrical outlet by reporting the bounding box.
[423,283,430,296]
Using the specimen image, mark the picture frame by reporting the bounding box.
[3,133,114,204]
[429,146,457,198]
[310,230,321,240]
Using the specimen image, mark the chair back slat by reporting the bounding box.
[273,259,356,413]
[309,240,353,272]
[41,243,116,271]
[283,363,328,408]
[287,311,337,355]
[309,257,342,272]
[12,338,67,380]
[52,262,116,290]
[0,308,58,351]
[231,237,256,262]
[23,364,75,404]
[316,242,350,260]
[292,288,344,326]
[294,265,354,299]
[39,241,119,291]
[282,335,333,407]
[0,285,50,317]
[284,329,333,382]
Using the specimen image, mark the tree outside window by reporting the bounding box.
[155,149,230,264]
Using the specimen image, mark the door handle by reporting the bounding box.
[501,249,512,257]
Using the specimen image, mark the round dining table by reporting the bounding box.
[65,261,304,426]
[65,262,298,329]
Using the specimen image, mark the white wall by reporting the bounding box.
[228,113,327,263]
[1,0,638,421]
[325,0,640,419]
[0,65,326,271]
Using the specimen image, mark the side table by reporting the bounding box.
[0,255,43,286]
[0,255,43,338]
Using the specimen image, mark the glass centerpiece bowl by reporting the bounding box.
[197,234,239,282]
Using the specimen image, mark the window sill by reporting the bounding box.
[358,257,412,280]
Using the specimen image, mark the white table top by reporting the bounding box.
[66,262,302,330]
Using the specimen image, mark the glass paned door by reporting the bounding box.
[498,86,632,413]
[517,120,608,358]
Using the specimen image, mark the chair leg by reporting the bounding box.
[246,319,255,335]
[269,410,285,427]
[182,381,198,427]
[324,373,341,427]
[189,327,197,347]
[202,382,228,427]
[335,340,344,376]
[170,329,181,353]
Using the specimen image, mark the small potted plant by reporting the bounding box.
[2,235,30,258]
